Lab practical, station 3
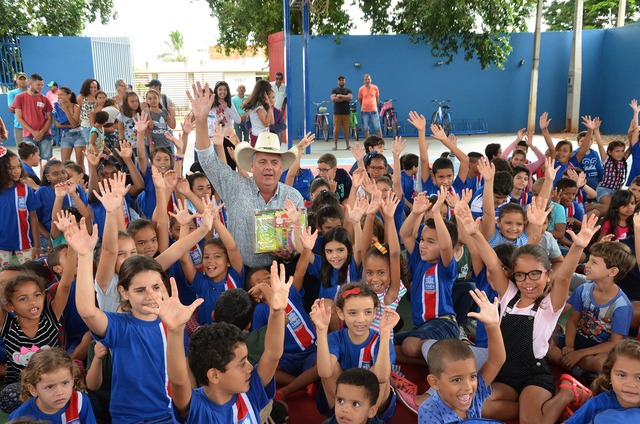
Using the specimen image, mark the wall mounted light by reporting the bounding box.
[436,61,444,66]
[354,62,361,68]
[519,59,525,66]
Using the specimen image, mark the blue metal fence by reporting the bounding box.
[0,35,24,93]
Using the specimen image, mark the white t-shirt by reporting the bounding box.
[499,281,563,359]
[249,105,268,136]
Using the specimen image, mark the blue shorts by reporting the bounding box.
[361,111,381,132]
[596,186,616,202]
[394,316,459,344]
[279,348,317,376]
[60,128,87,148]
[22,136,53,161]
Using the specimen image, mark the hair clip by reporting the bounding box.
[0,146,7,158]
[342,287,361,298]
[373,242,388,255]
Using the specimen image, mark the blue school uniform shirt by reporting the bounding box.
[570,148,604,189]
[136,164,156,219]
[35,184,88,232]
[253,285,316,356]
[62,281,90,350]
[309,255,362,300]
[408,242,457,326]
[174,365,275,424]
[9,390,96,424]
[472,269,499,349]
[376,193,405,234]
[0,182,40,251]
[568,282,633,343]
[401,170,417,203]
[280,168,314,201]
[469,187,510,219]
[627,142,640,186]
[327,328,396,369]
[488,230,528,248]
[191,267,245,325]
[418,373,491,424]
[168,259,199,307]
[422,175,469,196]
[553,159,573,183]
[94,312,175,424]
[566,390,628,424]
[466,174,484,194]
[90,194,137,238]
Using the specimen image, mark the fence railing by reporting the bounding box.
[0,35,24,93]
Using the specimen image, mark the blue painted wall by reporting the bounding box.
[1,36,94,145]
[287,24,639,138]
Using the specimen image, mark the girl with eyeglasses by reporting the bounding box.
[456,200,601,424]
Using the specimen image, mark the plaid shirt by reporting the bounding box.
[599,157,627,190]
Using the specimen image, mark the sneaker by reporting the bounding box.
[397,388,420,415]
[458,326,474,346]
[463,318,477,338]
[270,399,289,424]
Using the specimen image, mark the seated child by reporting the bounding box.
[418,289,506,423]
[323,368,386,424]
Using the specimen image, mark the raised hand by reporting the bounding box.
[110,171,131,198]
[199,198,216,232]
[517,127,526,140]
[527,196,553,228]
[64,218,98,257]
[133,111,150,133]
[211,124,225,147]
[202,196,223,223]
[360,172,377,195]
[476,157,495,181]
[581,115,596,131]
[115,139,134,160]
[544,156,560,181]
[466,289,500,328]
[430,124,447,141]
[568,214,601,248]
[408,111,426,132]
[297,132,315,152]
[550,188,562,205]
[524,131,534,147]
[248,283,273,305]
[186,82,214,121]
[539,112,551,131]
[448,133,458,146]
[351,167,366,189]
[85,146,100,168]
[378,308,400,335]
[165,131,184,153]
[163,170,178,191]
[176,177,191,196]
[53,209,76,235]
[630,99,640,114]
[445,191,461,208]
[347,195,368,223]
[432,186,448,212]
[170,198,198,226]
[54,181,71,198]
[454,201,480,236]
[283,198,301,225]
[151,165,165,190]
[144,277,204,331]
[391,137,406,157]
[310,298,332,332]
[459,188,473,205]
[225,126,240,146]
[351,142,365,162]
[381,191,400,219]
[299,226,319,251]
[593,117,602,131]
[412,192,432,215]
[270,261,292,311]
[181,112,195,134]
[94,178,123,213]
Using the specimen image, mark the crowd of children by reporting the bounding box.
[0,79,639,424]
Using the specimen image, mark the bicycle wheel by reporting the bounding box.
[315,117,321,139]
[442,113,452,136]
[391,113,399,138]
[322,116,329,141]
[431,111,441,127]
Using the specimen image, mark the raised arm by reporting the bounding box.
[575,116,595,162]
[285,133,315,187]
[399,192,431,254]
[391,137,405,199]
[478,159,497,240]
[151,166,170,253]
[431,187,453,266]
[431,124,469,181]
[469,289,505,386]
[347,196,367,267]
[539,112,555,159]
[371,309,399,406]
[50,245,76,320]
[408,111,431,182]
[209,199,243,275]
[310,298,336,379]
[380,193,402,306]
[134,112,150,176]
[501,128,526,160]
[188,82,215,151]
[116,140,145,197]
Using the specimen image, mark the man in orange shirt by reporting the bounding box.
[357,74,382,138]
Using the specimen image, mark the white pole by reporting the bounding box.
[617,0,627,27]
[528,0,544,133]
[566,0,583,132]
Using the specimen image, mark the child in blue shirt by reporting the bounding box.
[421,124,471,199]
[397,189,459,359]
[548,242,635,374]
[418,289,506,423]
[570,119,604,190]
[323,368,386,424]
[158,261,288,423]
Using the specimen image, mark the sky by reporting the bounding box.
[83,0,372,65]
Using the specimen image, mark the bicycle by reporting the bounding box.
[312,100,330,142]
[379,99,399,137]
[431,99,452,136]
[349,100,359,141]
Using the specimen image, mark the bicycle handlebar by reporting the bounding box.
[431,99,451,104]
[380,99,397,103]
[311,100,329,107]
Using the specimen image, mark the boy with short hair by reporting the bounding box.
[349,136,387,175]
[466,152,484,193]
[418,289,506,423]
[324,368,385,424]
[400,152,419,213]
[555,177,585,252]
[159,261,290,423]
[511,165,532,206]
[316,153,352,202]
[547,242,635,373]
[421,125,470,198]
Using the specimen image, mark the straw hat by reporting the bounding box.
[234,132,297,172]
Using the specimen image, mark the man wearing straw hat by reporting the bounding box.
[188,81,304,268]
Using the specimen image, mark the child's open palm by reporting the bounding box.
[270,261,292,311]
[54,181,71,198]
[467,289,499,328]
[379,308,400,335]
[165,131,184,152]
[133,111,150,133]
[408,111,426,132]
[477,157,495,181]
[568,214,600,248]
[351,143,365,163]
[310,298,332,332]
[283,198,301,225]
[299,227,318,251]
[65,217,98,257]
[381,192,400,219]
[110,171,131,198]
[151,165,165,189]
[430,124,447,141]
[539,112,551,130]
[211,124,225,147]
[454,201,480,236]
[94,179,124,214]
[527,196,552,228]
[115,139,134,159]
[391,137,406,157]
[186,82,214,121]
[53,210,76,235]
[412,192,432,215]
[170,199,199,226]
[145,277,203,331]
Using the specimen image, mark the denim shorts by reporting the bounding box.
[60,128,87,148]
[22,136,53,161]
[361,111,381,131]
[393,316,459,344]
[596,186,615,202]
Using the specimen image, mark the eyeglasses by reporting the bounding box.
[512,270,545,282]
[317,167,333,173]
[368,166,386,171]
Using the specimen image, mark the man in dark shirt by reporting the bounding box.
[331,75,353,151]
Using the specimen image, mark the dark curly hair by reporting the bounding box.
[188,322,247,387]
[0,149,23,189]
[3,273,45,304]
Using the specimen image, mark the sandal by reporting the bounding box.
[390,371,418,395]
[396,388,420,415]
[559,374,592,408]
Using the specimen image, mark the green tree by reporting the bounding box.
[543,0,640,30]
[205,0,535,69]
[158,30,187,62]
[0,0,116,36]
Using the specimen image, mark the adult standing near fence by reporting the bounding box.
[232,84,249,142]
[11,73,53,160]
[45,81,60,146]
[7,72,29,144]
[271,72,287,143]
[113,79,128,108]
[358,74,382,139]
[331,75,352,150]
[77,78,100,143]
[145,79,174,110]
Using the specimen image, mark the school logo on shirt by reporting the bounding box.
[233,393,258,424]
[358,333,379,370]
[285,301,315,350]
[421,266,439,321]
